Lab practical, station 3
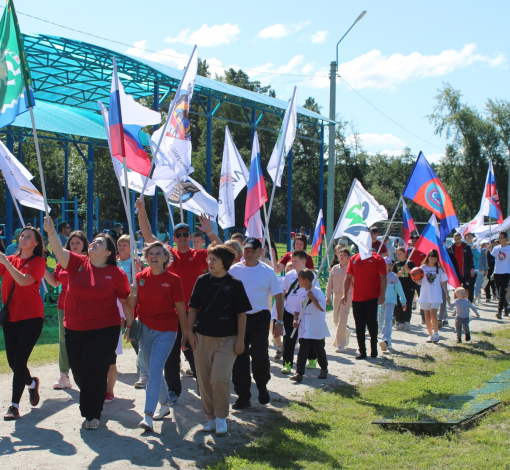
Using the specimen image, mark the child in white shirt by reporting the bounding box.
[289,269,329,383]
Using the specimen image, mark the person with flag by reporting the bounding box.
[403,152,459,242]
[491,231,510,319]
[483,160,504,224]
[447,233,475,301]
[402,201,417,249]
[310,210,326,257]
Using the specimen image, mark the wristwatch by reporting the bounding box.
[275,320,284,325]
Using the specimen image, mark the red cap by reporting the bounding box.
[291,232,296,237]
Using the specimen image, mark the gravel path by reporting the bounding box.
[0,298,504,469]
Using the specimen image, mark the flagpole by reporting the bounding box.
[262,87,297,249]
[122,158,139,282]
[28,108,49,218]
[164,196,175,231]
[136,46,197,207]
[378,195,402,254]
[323,232,331,267]
[290,180,356,338]
[177,178,185,223]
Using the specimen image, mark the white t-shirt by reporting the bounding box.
[282,269,317,314]
[297,286,330,340]
[229,261,283,314]
[418,265,448,304]
[271,277,285,321]
[492,245,510,274]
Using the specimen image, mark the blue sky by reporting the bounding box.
[13,0,510,162]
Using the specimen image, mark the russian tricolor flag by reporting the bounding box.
[109,58,161,176]
[244,132,268,235]
[484,160,503,223]
[402,200,417,249]
[311,209,326,256]
[414,214,460,288]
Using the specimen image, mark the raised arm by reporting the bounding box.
[195,214,222,246]
[43,216,70,269]
[134,198,158,244]
[44,268,61,287]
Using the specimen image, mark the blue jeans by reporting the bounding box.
[474,272,485,298]
[380,303,395,343]
[139,324,176,415]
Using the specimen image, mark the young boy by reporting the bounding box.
[280,251,316,373]
[290,269,329,383]
[451,287,480,343]
[273,262,293,361]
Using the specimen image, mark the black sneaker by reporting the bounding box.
[496,312,503,319]
[28,378,40,407]
[258,387,270,405]
[4,405,20,421]
[355,354,367,360]
[274,348,283,361]
[505,310,510,317]
[290,373,303,382]
[318,369,328,379]
[465,334,471,341]
[456,337,462,343]
[232,397,251,410]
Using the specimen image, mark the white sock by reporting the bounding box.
[11,403,19,409]
[28,379,36,389]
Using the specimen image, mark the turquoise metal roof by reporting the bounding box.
[9,100,106,140]
[22,33,333,127]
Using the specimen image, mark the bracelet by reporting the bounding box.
[207,231,214,236]
[125,325,131,329]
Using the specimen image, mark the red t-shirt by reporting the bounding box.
[454,244,464,276]
[135,268,185,332]
[54,262,68,310]
[166,247,208,310]
[0,255,46,322]
[371,240,388,255]
[64,252,130,331]
[279,251,315,269]
[346,253,387,302]
[410,249,426,267]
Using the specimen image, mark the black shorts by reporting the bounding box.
[109,352,117,366]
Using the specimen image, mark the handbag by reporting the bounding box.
[128,318,143,342]
[481,276,489,290]
[0,255,37,327]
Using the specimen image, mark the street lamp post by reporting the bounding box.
[326,10,367,250]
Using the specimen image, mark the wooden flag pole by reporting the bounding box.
[122,158,140,280]
[177,179,185,223]
[377,195,402,254]
[29,107,49,219]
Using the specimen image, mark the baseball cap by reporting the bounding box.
[383,256,393,265]
[411,234,420,240]
[173,223,191,234]
[290,231,296,237]
[243,237,262,250]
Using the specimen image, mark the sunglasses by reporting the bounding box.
[174,232,190,238]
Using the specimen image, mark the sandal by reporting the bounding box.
[85,418,100,430]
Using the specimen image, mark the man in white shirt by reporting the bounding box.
[491,231,510,319]
[229,237,284,409]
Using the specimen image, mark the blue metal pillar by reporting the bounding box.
[286,149,293,252]
[95,196,99,231]
[206,96,213,194]
[151,82,160,236]
[187,211,194,248]
[87,146,94,241]
[74,196,78,231]
[5,135,14,243]
[251,109,256,144]
[64,142,69,222]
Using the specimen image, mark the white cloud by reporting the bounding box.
[126,40,189,69]
[349,133,407,150]
[337,43,505,91]
[257,22,308,39]
[301,62,314,74]
[311,30,328,44]
[250,55,305,77]
[165,24,241,47]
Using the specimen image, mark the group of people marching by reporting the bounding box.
[1,206,507,435]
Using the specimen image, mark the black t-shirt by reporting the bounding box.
[189,273,252,337]
[393,260,417,291]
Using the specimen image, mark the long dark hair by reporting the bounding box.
[293,233,308,250]
[423,249,444,273]
[65,230,89,254]
[92,233,117,266]
[16,227,44,257]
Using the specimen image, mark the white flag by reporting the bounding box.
[473,215,510,241]
[0,140,50,212]
[218,127,249,229]
[151,46,198,178]
[245,209,263,239]
[99,102,156,196]
[334,179,388,259]
[267,87,297,187]
[456,209,485,238]
[165,177,218,220]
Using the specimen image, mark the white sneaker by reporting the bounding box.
[202,419,216,432]
[134,376,148,389]
[53,372,71,390]
[432,332,440,343]
[404,322,411,331]
[335,347,346,353]
[215,418,227,435]
[379,340,388,352]
[138,415,153,431]
[153,405,170,421]
[426,335,433,343]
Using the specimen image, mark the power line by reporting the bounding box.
[339,76,444,152]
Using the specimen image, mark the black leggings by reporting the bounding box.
[3,317,43,404]
[164,322,196,396]
[65,325,119,421]
[395,288,415,324]
[282,310,298,366]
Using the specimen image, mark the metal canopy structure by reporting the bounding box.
[2,33,329,248]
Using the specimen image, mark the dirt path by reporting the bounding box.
[0,299,504,469]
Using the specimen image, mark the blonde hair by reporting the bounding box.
[224,239,243,260]
[455,287,466,295]
[117,235,131,245]
[143,241,172,268]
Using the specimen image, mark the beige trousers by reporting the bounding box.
[332,292,352,348]
[194,333,237,420]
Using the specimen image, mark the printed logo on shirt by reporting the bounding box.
[498,251,507,261]
[189,257,194,261]
[161,283,170,287]
[139,280,145,286]
[78,266,83,272]
[105,276,112,279]
[426,273,437,284]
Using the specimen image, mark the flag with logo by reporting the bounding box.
[165,176,218,220]
[151,46,197,179]
[267,87,297,187]
[0,139,50,212]
[481,160,503,223]
[0,0,35,129]
[218,126,249,229]
[402,200,417,248]
[334,179,388,259]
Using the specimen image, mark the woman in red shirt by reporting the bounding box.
[44,217,130,430]
[274,234,314,274]
[44,230,89,391]
[1,227,47,421]
[126,241,187,432]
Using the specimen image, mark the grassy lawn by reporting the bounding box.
[211,328,510,470]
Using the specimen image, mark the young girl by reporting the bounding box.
[415,249,450,343]
[379,257,406,352]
